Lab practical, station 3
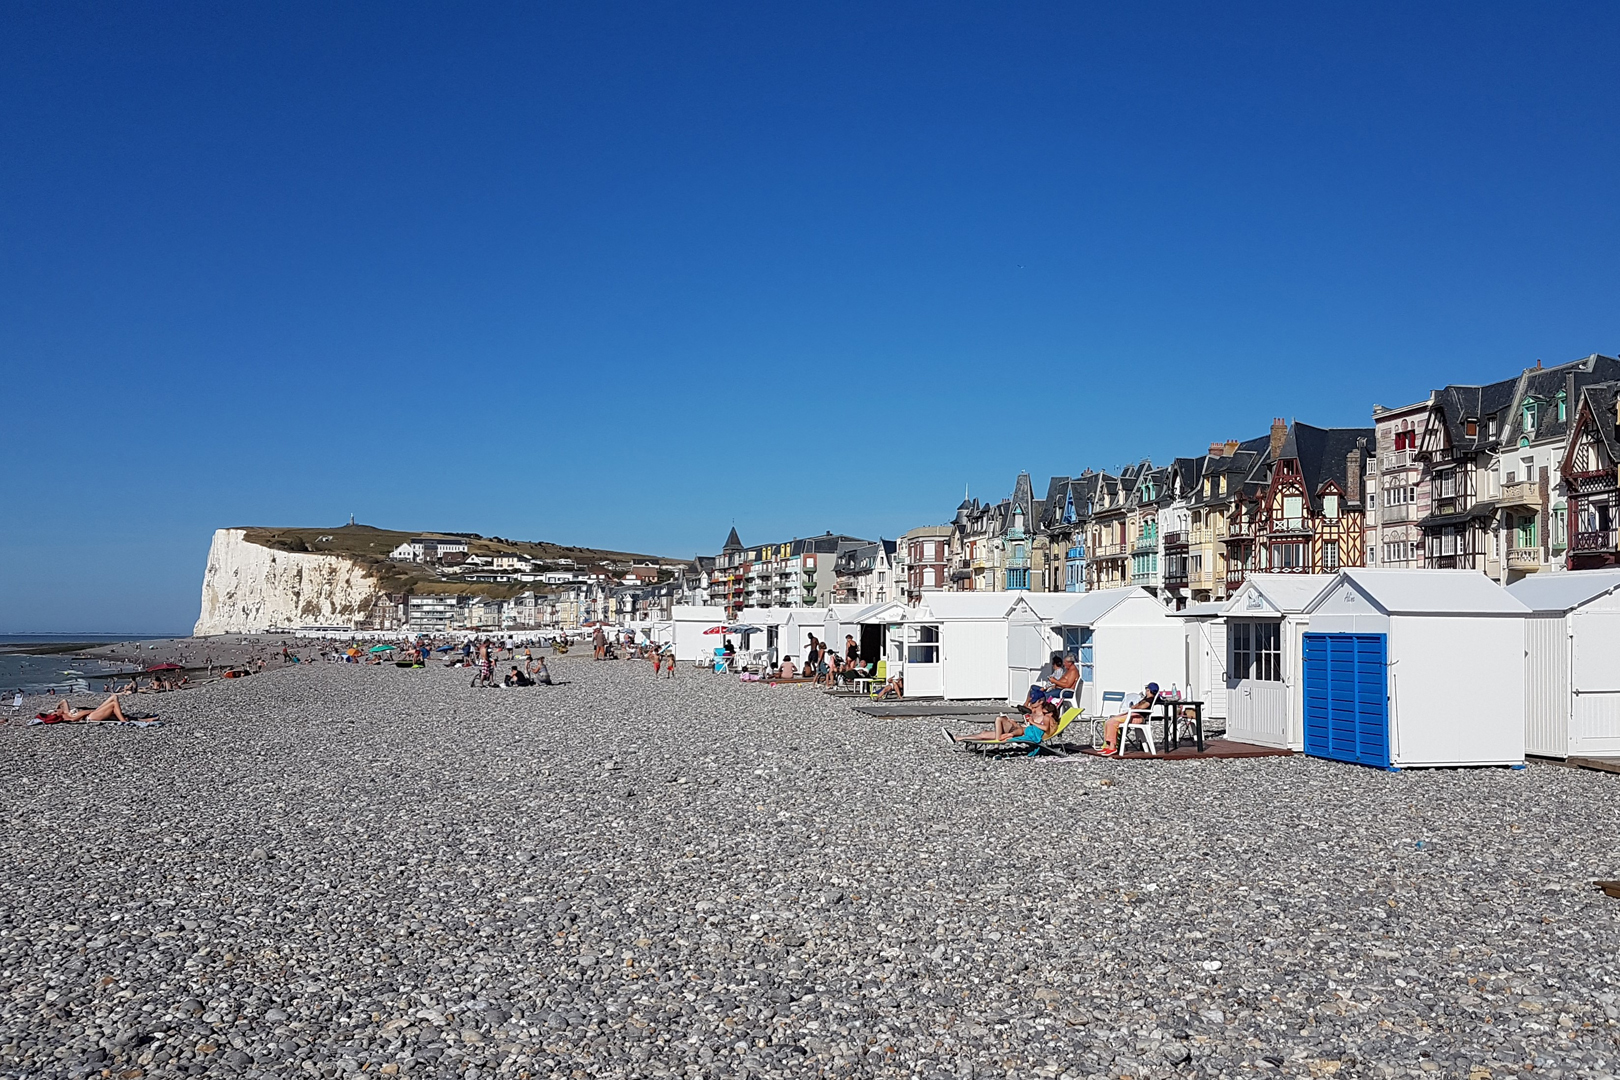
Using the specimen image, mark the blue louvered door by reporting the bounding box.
[1302,633,1390,768]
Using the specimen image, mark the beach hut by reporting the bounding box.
[1216,575,1335,749]
[1301,569,1529,769]
[1005,593,1091,705]
[822,605,866,660]
[779,607,829,668]
[737,606,792,663]
[849,600,910,677]
[1173,602,1229,725]
[1507,569,1620,759]
[670,605,726,663]
[904,592,1020,700]
[1044,587,1183,714]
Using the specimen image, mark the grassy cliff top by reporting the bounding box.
[235,524,680,598]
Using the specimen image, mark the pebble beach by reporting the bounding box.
[2,654,1618,1080]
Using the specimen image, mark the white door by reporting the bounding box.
[1572,611,1620,756]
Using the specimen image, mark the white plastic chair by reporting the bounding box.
[1119,690,1162,756]
[1091,690,1126,748]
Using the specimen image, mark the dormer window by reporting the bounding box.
[1523,401,1538,435]
[1465,418,1479,439]
[1486,417,1497,439]
[1557,389,1567,423]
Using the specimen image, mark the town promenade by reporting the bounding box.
[1,656,1615,1079]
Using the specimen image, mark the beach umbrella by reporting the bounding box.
[436,645,454,652]
[728,625,764,634]
[145,663,182,672]
[702,626,729,635]
[369,645,396,653]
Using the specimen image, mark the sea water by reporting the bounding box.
[0,634,177,695]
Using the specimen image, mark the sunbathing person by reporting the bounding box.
[41,694,143,724]
[943,698,1059,745]
[872,672,903,700]
[1098,682,1159,756]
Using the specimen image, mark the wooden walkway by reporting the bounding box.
[1076,737,1294,761]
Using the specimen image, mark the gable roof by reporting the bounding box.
[1223,573,1337,615]
[1049,586,1153,626]
[913,591,1021,620]
[1307,569,1529,616]
[1507,569,1620,613]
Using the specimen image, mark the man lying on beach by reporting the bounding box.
[38,694,148,724]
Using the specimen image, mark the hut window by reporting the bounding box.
[1253,622,1281,681]
[1063,627,1094,683]
[906,624,940,664]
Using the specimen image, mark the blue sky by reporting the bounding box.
[3,3,1618,632]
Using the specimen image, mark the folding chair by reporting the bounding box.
[1091,691,1126,748]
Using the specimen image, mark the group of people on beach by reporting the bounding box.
[942,650,1166,755]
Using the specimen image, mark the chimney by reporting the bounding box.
[1224,439,1240,456]
[1346,439,1365,504]
[1208,442,1225,458]
[1269,418,1288,460]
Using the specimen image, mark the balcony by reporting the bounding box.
[1162,530,1188,548]
[1506,548,1543,572]
[1093,542,1127,559]
[1132,535,1159,554]
[1225,565,1251,590]
[1223,522,1255,541]
[1065,545,1085,560]
[1499,481,1540,510]
[1381,449,1414,471]
[1574,530,1618,553]
[1163,565,1188,588]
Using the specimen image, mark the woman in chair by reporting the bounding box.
[1098,682,1159,756]
[943,698,1059,746]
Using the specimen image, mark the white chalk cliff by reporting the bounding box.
[194,529,383,635]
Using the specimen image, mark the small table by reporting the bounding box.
[1153,698,1205,753]
[850,677,874,696]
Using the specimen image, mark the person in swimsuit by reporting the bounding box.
[942,698,1059,745]
[42,694,144,723]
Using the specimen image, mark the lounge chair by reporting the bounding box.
[964,705,1084,759]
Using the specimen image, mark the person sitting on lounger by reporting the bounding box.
[41,694,144,724]
[943,698,1059,746]
[873,672,903,700]
[1099,682,1159,756]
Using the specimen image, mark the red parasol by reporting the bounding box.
[145,663,182,672]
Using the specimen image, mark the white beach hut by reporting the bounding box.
[1218,574,1336,749]
[822,605,866,660]
[737,606,792,660]
[903,592,1020,699]
[1005,593,1091,705]
[850,599,910,678]
[1173,602,1229,725]
[779,607,829,669]
[1301,569,1529,769]
[1508,569,1620,760]
[670,605,726,663]
[1045,587,1183,715]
